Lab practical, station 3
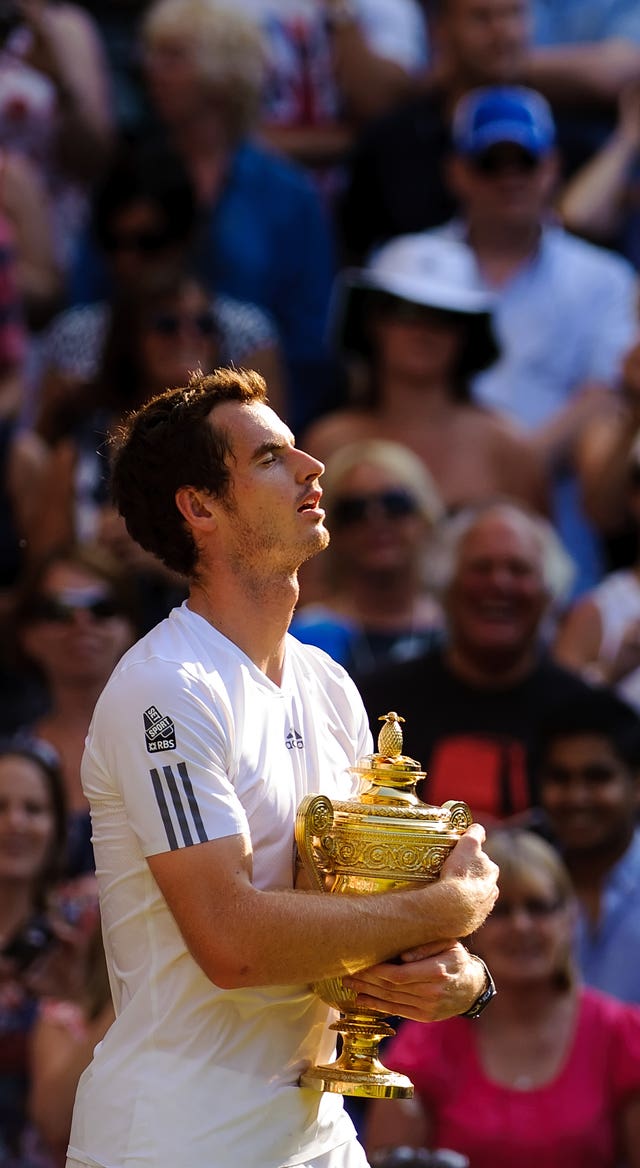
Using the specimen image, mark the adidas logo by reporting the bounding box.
[286,728,304,750]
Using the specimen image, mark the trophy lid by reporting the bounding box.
[351,712,427,791]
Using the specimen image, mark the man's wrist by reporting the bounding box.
[460,955,496,1019]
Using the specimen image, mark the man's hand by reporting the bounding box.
[434,823,499,939]
[342,941,488,1023]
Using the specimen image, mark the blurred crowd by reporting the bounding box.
[2,0,640,1164]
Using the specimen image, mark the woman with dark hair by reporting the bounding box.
[363,830,640,1168]
[303,234,547,515]
[37,141,285,439]
[31,271,234,579]
[13,545,137,875]
[0,735,97,1168]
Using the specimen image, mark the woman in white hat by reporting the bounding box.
[303,233,547,515]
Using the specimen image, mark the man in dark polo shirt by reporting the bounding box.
[358,500,596,823]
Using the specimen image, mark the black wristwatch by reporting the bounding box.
[461,956,496,1019]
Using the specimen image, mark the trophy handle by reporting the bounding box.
[441,800,473,833]
[295,794,336,893]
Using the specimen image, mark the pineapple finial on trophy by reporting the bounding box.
[377,711,405,758]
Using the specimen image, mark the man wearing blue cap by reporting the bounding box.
[429,84,637,596]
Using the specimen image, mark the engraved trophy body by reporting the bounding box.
[295,712,472,1099]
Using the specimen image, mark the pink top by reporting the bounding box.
[385,988,640,1168]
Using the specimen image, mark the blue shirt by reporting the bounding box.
[431,220,638,595]
[532,0,640,45]
[576,829,640,1005]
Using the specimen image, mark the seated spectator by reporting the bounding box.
[558,80,640,270]
[0,213,50,617]
[340,0,534,260]
[13,546,137,876]
[340,0,618,263]
[292,439,445,674]
[0,735,98,1167]
[527,0,640,108]
[358,500,586,823]
[34,270,273,562]
[41,141,285,438]
[303,232,547,515]
[363,829,640,1168]
[137,0,336,431]
[0,0,113,274]
[554,431,640,708]
[533,690,640,1004]
[232,0,429,170]
[420,85,638,593]
[0,150,60,329]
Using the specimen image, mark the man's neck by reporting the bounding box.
[188,572,299,686]
[446,642,538,688]
[564,830,635,892]
[467,220,542,286]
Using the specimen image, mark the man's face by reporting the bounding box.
[439,0,531,85]
[448,144,557,232]
[210,401,329,580]
[447,509,548,667]
[540,734,640,855]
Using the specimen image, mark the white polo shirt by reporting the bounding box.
[68,604,372,1168]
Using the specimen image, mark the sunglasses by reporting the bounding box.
[490,897,564,921]
[470,148,540,177]
[145,310,218,338]
[331,489,419,529]
[26,593,121,625]
[104,228,173,255]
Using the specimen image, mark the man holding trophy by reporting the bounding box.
[65,369,498,1168]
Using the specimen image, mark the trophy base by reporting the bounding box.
[300,1062,414,1099]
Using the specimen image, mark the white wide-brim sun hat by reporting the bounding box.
[332,232,500,376]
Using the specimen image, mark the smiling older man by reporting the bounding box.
[358,500,597,823]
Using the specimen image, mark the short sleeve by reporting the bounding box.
[83,658,250,858]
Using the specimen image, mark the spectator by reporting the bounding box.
[292,439,445,674]
[0,212,50,618]
[42,141,285,439]
[534,690,640,1004]
[138,0,336,430]
[527,0,640,107]
[234,0,430,169]
[303,232,547,515]
[0,150,60,329]
[357,500,586,824]
[30,921,114,1165]
[33,271,280,585]
[558,80,640,269]
[553,428,640,709]
[13,546,137,877]
[0,735,97,1168]
[0,0,113,274]
[420,84,638,592]
[340,0,534,260]
[363,829,640,1168]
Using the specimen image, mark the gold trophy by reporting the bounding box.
[295,712,472,1099]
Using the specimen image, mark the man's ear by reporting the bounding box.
[175,486,218,530]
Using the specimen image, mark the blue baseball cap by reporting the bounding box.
[453,86,556,158]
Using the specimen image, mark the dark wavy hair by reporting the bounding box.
[109,367,268,578]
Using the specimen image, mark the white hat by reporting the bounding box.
[333,232,499,376]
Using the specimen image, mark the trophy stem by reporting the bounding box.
[300,1013,414,1099]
